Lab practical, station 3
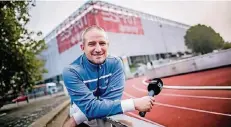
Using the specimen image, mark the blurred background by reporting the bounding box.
[0,0,231,127]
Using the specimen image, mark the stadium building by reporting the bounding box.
[40,0,191,83]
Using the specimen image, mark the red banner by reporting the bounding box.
[95,9,144,35]
[56,9,144,54]
[56,12,96,53]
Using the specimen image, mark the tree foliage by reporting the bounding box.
[0,1,47,105]
[223,42,231,49]
[184,24,224,54]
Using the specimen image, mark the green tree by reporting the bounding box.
[223,42,231,49]
[184,24,224,54]
[0,1,47,107]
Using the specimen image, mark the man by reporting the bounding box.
[62,26,155,127]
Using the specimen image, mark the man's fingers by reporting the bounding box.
[149,97,155,106]
[151,99,154,105]
[151,97,155,101]
[146,109,151,112]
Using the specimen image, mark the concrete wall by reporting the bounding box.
[146,49,231,79]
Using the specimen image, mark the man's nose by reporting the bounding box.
[95,43,102,52]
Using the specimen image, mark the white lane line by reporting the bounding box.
[142,78,149,85]
[164,85,231,90]
[132,84,231,100]
[123,92,231,117]
[162,93,231,100]
[142,79,231,90]
[126,112,165,127]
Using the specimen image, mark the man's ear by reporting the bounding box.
[80,44,84,51]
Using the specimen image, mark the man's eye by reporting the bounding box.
[88,43,95,46]
[99,42,106,46]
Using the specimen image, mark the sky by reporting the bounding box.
[27,0,231,42]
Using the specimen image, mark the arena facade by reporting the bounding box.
[40,0,191,83]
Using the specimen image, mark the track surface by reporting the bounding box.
[123,67,231,127]
[161,66,231,86]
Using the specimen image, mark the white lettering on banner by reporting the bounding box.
[121,16,135,25]
[60,27,72,42]
[96,9,144,35]
[83,15,87,27]
[119,25,139,33]
[118,14,127,24]
[59,16,88,43]
[73,15,87,31]
[101,11,120,23]
[127,17,133,24]
[74,21,83,31]
[56,12,96,53]
[70,36,75,44]
[70,32,81,44]
[102,11,137,25]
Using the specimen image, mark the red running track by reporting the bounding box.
[123,77,231,127]
[161,66,231,86]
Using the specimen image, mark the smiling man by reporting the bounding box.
[62,26,155,127]
[80,27,108,64]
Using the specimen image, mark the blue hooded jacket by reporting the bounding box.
[62,54,127,121]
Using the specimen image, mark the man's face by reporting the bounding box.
[81,29,109,64]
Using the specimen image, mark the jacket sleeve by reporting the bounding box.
[62,66,124,122]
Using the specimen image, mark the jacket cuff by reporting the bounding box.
[70,104,88,125]
[121,99,135,112]
[72,112,88,125]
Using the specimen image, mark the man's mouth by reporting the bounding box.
[92,54,104,56]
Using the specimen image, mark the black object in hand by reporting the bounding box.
[139,78,163,117]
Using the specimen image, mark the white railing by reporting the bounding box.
[146,49,231,79]
[99,114,161,127]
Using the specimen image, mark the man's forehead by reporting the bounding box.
[85,29,105,35]
[84,29,107,41]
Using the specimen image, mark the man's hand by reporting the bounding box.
[63,117,77,127]
[133,96,155,112]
